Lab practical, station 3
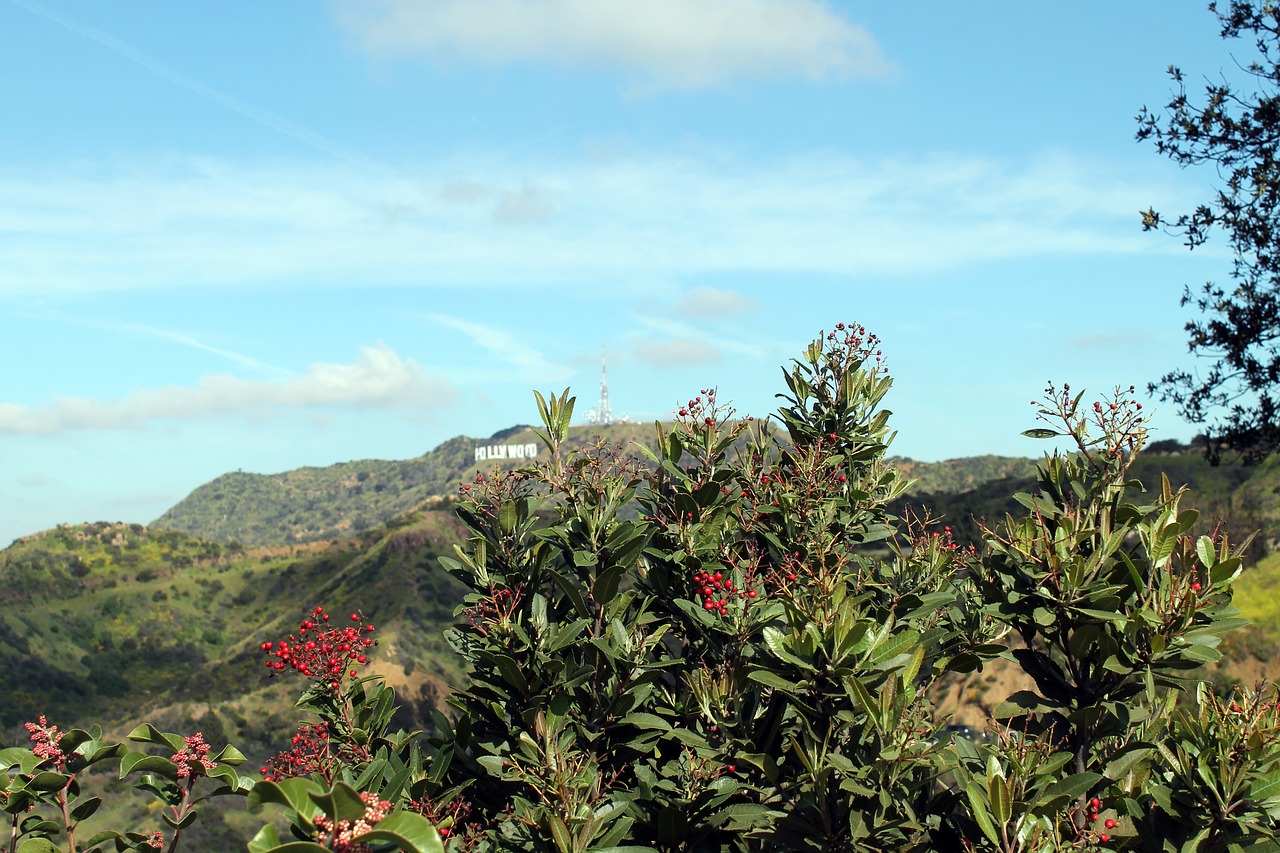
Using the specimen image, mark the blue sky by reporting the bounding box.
[0,0,1248,545]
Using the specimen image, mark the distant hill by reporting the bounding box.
[153,422,659,546]
[893,455,1038,495]
[894,441,1277,558]
[155,422,1043,548]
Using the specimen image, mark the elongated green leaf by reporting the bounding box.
[1043,772,1102,805]
[965,781,1001,846]
[1197,535,1216,568]
[867,628,920,667]
[989,773,1012,826]
[762,627,813,670]
[548,815,573,853]
[1105,744,1153,781]
[747,668,802,693]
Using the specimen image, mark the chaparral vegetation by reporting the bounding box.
[4,325,1280,853]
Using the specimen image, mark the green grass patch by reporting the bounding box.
[1233,551,1280,632]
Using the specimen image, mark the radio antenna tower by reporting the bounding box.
[596,345,613,426]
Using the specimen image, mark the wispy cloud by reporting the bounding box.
[335,0,890,90]
[0,151,1194,296]
[9,0,389,173]
[48,315,289,376]
[0,344,455,436]
[428,314,573,382]
[632,315,766,361]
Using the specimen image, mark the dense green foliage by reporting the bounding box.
[9,329,1280,852]
[415,331,1277,851]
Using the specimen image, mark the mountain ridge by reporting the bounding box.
[152,421,1041,547]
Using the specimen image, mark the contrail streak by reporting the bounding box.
[9,0,392,175]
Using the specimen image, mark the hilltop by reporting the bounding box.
[153,422,659,546]
[154,420,1039,548]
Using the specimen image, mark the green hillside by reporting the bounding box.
[0,510,470,741]
[155,422,1039,549]
[153,422,660,546]
[895,442,1275,554]
[894,454,1038,494]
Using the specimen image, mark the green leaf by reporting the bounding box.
[762,627,812,670]
[499,501,519,534]
[548,815,573,853]
[70,796,102,822]
[357,813,445,853]
[1043,772,1102,805]
[120,752,179,781]
[965,781,1001,846]
[1105,744,1154,781]
[214,744,247,766]
[246,778,324,821]
[867,628,920,668]
[26,772,69,792]
[15,839,61,853]
[1251,772,1280,802]
[126,724,185,752]
[618,713,671,732]
[989,773,1012,826]
[1197,535,1216,568]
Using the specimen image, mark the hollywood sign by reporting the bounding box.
[474,443,540,462]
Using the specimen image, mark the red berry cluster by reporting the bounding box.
[1082,796,1117,843]
[692,568,756,616]
[261,607,377,693]
[171,732,216,779]
[23,715,67,771]
[260,722,333,783]
[677,387,718,420]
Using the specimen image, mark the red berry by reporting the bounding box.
[1100,834,1109,843]
[1191,581,1202,591]
[1105,819,1116,829]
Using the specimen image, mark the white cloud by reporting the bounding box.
[335,0,889,90]
[632,338,721,368]
[0,150,1197,296]
[677,286,757,318]
[0,344,456,436]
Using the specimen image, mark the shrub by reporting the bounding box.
[4,327,1276,853]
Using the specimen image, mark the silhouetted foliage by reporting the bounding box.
[1140,1,1280,462]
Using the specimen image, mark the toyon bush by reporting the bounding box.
[2,325,1279,852]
